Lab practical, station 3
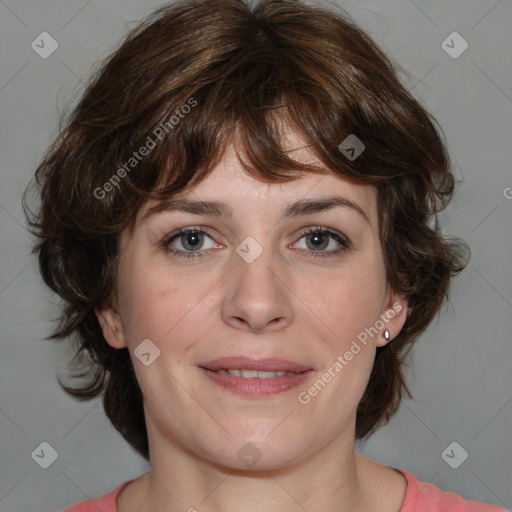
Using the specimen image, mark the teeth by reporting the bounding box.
[219,369,292,378]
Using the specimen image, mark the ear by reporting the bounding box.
[95,303,127,349]
[375,287,409,348]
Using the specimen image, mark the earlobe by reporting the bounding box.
[94,305,127,349]
[376,291,408,347]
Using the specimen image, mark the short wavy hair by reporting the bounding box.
[23,0,469,461]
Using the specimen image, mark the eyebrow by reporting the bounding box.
[141,195,371,225]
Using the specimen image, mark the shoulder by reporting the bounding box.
[59,480,133,512]
[396,468,510,512]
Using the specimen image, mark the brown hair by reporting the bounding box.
[23,0,469,461]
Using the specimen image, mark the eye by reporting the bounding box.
[293,226,350,258]
[161,227,219,259]
[160,225,351,260]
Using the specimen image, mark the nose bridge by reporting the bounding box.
[221,229,293,331]
[234,231,282,294]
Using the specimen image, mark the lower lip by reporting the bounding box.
[198,368,313,397]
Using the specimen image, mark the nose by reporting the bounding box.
[220,236,294,333]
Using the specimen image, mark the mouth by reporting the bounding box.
[206,368,299,378]
[200,356,312,373]
[198,357,313,397]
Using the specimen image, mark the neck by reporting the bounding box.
[128,433,376,512]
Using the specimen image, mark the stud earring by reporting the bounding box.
[384,329,390,341]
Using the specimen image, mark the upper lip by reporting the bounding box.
[199,357,313,373]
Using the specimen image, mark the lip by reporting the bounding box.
[199,357,313,373]
[199,367,313,397]
[198,357,314,398]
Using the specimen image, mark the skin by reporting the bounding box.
[96,128,409,512]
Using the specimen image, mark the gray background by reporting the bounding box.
[0,0,511,511]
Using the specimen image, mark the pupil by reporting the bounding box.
[309,232,326,249]
[185,231,202,250]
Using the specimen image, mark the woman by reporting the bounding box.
[23,0,508,511]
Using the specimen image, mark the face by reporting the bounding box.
[96,131,408,471]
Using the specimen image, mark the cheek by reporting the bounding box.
[118,260,212,351]
[308,253,387,348]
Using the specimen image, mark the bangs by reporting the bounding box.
[121,72,364,212]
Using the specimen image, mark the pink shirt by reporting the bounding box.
[60,468,510,511]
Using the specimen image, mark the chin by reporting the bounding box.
[198,430,309,472]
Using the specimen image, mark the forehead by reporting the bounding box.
[133,129,378,233]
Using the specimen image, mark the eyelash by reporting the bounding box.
[160,226,351,260]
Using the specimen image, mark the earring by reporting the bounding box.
[384,329,390,341]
